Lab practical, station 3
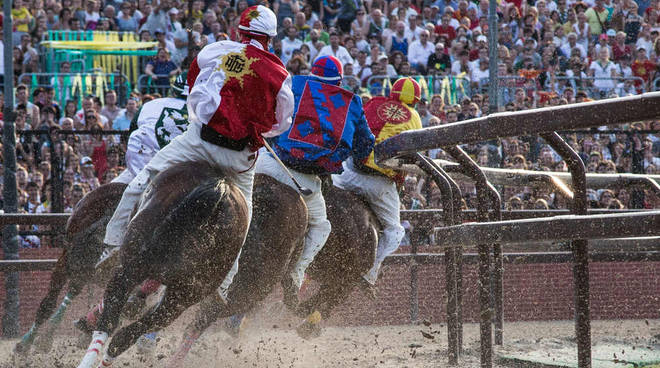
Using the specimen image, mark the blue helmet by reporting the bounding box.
[311,55,343,84]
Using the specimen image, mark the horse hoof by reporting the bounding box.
[122,294,147,320]
[34,334,54,353]
[13,341,30,356]
[358,278,377,300]
[296,321,321,340]
[76,330,93,350]
[136,333,158,356]
[223,314,244,339]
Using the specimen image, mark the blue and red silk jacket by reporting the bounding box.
[270,75,375,175]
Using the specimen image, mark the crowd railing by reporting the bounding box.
[41,30,157,85]
[136,74,177,96]
[478,75,646,107]
[17,72,131,109]
[365,74,472,104]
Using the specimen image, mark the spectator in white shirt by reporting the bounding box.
[407,30,435,73]
[589,48,619,96]
[471,58,490,87]
[304,29,322,61]
[561,32,587,59]
[84,0,101,29]
[390,0,418,21]
[281,26,304,65]
[404,14,424,43]
[317,32,354,67]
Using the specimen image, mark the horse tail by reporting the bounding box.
[156,178,233,237]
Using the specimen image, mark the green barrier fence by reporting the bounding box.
[42,31,157,85]
[18,72,131,109]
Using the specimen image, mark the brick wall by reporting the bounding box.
[1,248,659,336]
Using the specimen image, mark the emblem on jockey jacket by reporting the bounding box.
[215,50,258,88]
[288,80,352,151]
[155,105,188,149]
[376,100,411,124]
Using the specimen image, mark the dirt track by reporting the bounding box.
[1,300,658,368]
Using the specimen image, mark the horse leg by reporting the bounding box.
[101,285,198,367]
[123,279,162,320]
[296,279,355,340]
[34,277,87,353]
[77,263,145,368]
[15,249,69,354]
[166,292,229,368]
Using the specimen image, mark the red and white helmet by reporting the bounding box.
[238,5,277,37]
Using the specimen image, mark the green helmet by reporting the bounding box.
[171,71,189,99]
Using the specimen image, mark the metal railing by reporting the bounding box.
[136,74,176,96]
[479,75,647,108]
[376,92,660,367]
[365,74,471,104]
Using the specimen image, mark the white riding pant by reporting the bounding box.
[255,151,331,289]
[103,122,256,297]
[111,125,160,185]
[332,159,405,285]
[112,169,134,185]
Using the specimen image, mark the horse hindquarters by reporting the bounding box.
[148,178,249,289]
[95,174,249,362]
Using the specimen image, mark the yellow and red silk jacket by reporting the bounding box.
[362,96,423,179]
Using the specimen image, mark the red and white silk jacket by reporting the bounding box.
[187,39,294,150]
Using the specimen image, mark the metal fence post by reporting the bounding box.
[2,0,21,337]
[541,132,591,368]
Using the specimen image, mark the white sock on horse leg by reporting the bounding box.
[77,331,108,368]
[217,249,242,303]
[363,260,384,285]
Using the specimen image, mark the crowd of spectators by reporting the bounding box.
[0,0,658,248]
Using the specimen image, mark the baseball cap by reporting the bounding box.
[606,29,616,37]
[168,8,179,14]
[477,35,487,42]
[154,28,165,35]
[599,34,608,40]
[81,156,93,166]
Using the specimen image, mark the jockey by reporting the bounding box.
[112,72,190,185]
[258,55,375,301]
[98,5,294,295]
[332,76,423,295]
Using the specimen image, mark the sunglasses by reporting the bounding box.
[86,116,96,120]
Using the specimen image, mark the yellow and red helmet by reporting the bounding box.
[390,77,421,106]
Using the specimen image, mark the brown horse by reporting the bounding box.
[76,161,249,368]
[14,182,127,355]
[166,182,378,366]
